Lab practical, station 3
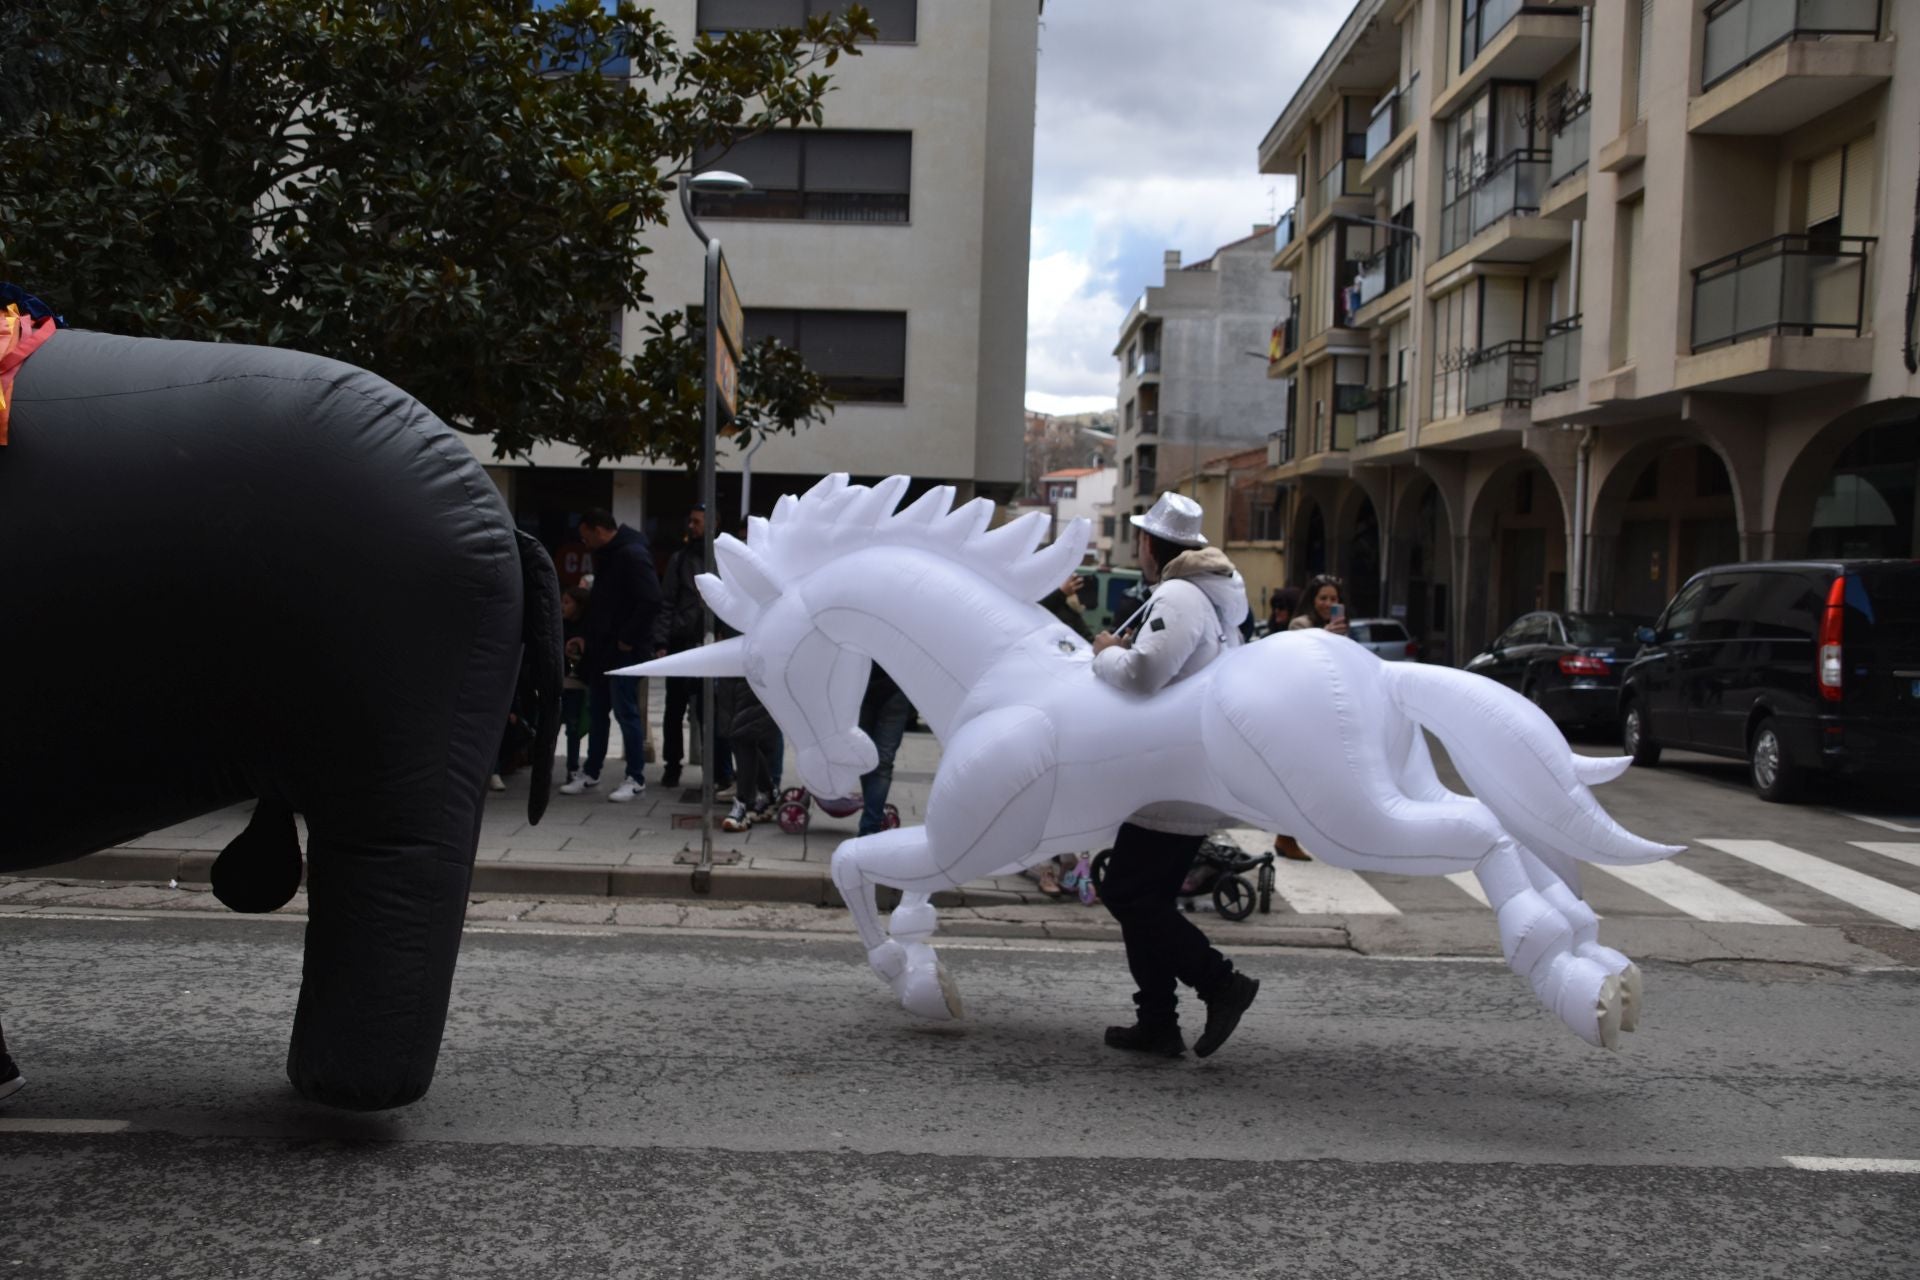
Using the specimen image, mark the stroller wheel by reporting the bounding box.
[1213,874,1256,922]
[882,804,901,830]
[777,800,810,835]
[1258,861,1276,915]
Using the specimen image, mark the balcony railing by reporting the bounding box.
[1440,149,1550,255]
[1137,466,1158,495]
[1270,426,1295,466]
[1354,234,1416,312]
[1139,409,1159,434]
[1281,298,1300,356]
[1356,383,1409,443]
[1691,233,1876,351]
[1549,95,1590,187]
[1275,205,1298,252]
[1463,340,1542,413]
[1364,76,1418,164]
[1132,349,1160,376]
[1702,0,1883,90]
[1540,316,1582,393]
[1318,133,1367,210]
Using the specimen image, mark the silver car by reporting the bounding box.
[1345,617,1419,661]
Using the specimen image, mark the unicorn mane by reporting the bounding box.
[698,473,1092,634]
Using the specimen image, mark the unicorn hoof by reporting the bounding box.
[1617,962,1643,1033]
[1595,974,1623,1050]
[1552,961,1621,1050]
[893,945,964,1021]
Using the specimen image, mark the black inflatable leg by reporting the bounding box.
[210,798,304,914]
[285,837,473,1110]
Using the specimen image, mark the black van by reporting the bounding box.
[1618,560,1920,801]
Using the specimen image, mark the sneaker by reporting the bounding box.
[720,799,750,832]
[559,771,598,796]
[750,802,777,825]
[608,775,646,803]
[487,773,507,793]
[660,766,682,789]
[0,1055,23,1103]
[1193,973,1260,1059]
[1104,1022,1185,1057]
[712,780,736,801]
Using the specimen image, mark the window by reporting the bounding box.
[746,309,906,403]
[1101,515,1116,539]
[1611,198,1642,369]
[694,130,912,223]
[697,0,916,42]
[1697,572,1760,642]
[1660,577,1710,640]
[1805,134,1877,244]
[1751,572,1823,642]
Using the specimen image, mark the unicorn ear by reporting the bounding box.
[612,637,748,679]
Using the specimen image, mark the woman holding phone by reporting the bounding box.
[1272,573,1350,861]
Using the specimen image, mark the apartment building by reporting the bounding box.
[1109,227,1294,568]
[479,0,1040,548]
[1259,0,1918,664]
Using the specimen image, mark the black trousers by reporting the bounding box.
[661,675,699,767]
[1100,822,1235,1025]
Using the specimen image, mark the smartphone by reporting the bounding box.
[1329,603,1345,620]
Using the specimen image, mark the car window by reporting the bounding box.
[1696,571,1759,642]
[1565,615,1647,646]
[1513,614,1550,645]
[1750,571,1824,642]
[1661,578,1710,641]
[1848,565,1920,650]
[1370,621,1409,642]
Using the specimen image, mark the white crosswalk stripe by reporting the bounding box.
[1851,842,1920,873]
[1699,839,1920,929]
[1444,871,1491,908]
[1587,859,1800,925]
[1220,829,1401,915]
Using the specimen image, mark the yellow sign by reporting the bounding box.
[714,335,739,429]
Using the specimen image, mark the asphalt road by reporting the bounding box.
[2,914,1917,1278]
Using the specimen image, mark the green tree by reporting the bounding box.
[0,0,875,465]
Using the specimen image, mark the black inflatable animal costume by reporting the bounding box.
[0,325,563,1110]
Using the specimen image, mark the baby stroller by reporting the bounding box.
[774,786,900,835]
[1089,834,1276,922]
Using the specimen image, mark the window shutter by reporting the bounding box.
[804,132,911,194]
[1807,148,1843,228]
[1840,134,1876,237]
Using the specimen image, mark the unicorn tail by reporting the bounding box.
[1384,662,1682,868]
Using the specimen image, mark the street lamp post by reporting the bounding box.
[677,169,752,892]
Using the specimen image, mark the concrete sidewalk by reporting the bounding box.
[51,711,1055,907]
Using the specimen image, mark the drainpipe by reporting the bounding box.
[1571,425,1595,612]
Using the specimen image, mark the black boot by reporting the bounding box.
[1104,1021,1185,1057]
[1194,973,1259,1059]
[661,766,682,789]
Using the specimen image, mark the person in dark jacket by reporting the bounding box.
[651,505,731,792]
[1040,573,1095,642]
[561,507,661,803]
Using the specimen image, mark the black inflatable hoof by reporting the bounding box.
[210,799,304,913]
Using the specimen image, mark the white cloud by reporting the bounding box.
[1025,0,1344,408]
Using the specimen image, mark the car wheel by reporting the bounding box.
[1749,717,1803,804]
[1622,700,1661,766]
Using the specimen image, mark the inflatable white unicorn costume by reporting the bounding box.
[625,475,1684,1049]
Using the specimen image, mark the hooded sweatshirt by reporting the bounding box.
[1091,546,1252,834]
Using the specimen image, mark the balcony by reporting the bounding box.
[1463,341,1542,414]
[1282,297,1301,357]
[1312,384,1367,454]
[1269,426,1294,467]
[1317,144,1367,215]
[1691,0,1891,135]
[1353,236,1415,316]
[1139,409,1159,435]
[1539,316,1582,394]
[1679,233,1877,391]
[1275,207,1297,253]
[1136,464,1158,496]
[1434,150,1569,271]
[1356,383,1409,444]
[1364,78,1418,166]
[1436,4,1580,118]
[1274,201,1306,269]
[1549,96,1590,188]
[1132,349,1161,377]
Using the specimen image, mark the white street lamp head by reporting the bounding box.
[687,169,753,194]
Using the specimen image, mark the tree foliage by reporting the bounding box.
[0,0,875,465]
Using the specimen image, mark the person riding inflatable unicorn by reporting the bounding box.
[626,474,1684,1050]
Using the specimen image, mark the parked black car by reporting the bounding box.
[1465,611,1650,729]
[1619,559,1920,802]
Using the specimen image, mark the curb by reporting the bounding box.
[45,849,1034,910]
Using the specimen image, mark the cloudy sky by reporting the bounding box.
[1025,1,1346,415]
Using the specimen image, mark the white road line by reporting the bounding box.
[1700,839,1920,929]
[1444,872,1491,908]
[1839,811,1920,834]
[1218,829,1402,916]
[0,1118,132,1134]
[1588,859,1801,926]
[1851,842,1920,872]
[1783,1156,1920,1174]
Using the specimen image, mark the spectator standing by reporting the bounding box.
[559,585,591,782]
[856,665,913,837]
[1266,585,1300,635]
[562,507,661,802]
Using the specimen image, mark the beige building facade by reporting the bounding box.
[1259,0,1918,664]
[477,0,1039,546]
